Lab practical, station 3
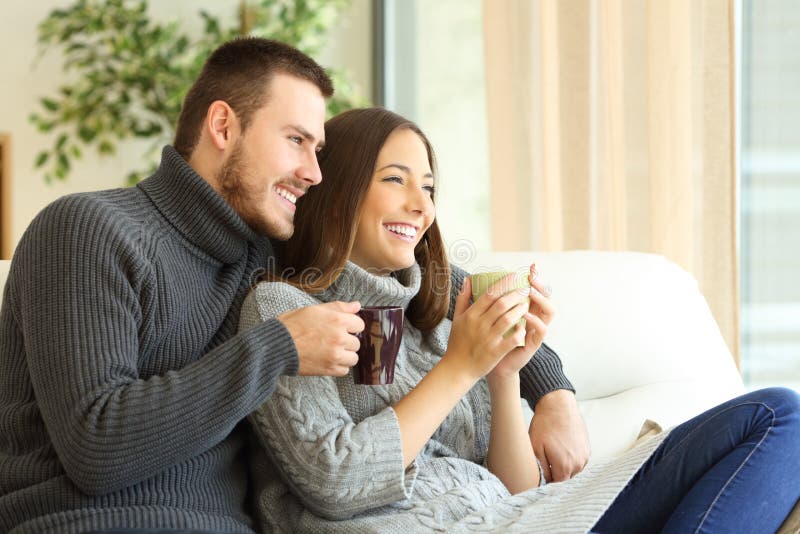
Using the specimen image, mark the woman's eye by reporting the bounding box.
[383,176,403,184]
[423,185,436,195]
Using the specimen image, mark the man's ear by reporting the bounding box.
[206,100,240,150]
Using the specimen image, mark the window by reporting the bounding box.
[739,0,800,390]
[378,0,491,253]
[379,0,800,389]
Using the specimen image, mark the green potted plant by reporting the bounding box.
[30,0,365,185]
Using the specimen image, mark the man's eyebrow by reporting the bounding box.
[376,163,434,179]
[287,124,325,148]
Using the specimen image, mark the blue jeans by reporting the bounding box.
[593,387,800,533]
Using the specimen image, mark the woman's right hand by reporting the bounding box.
[443,274,530,382]
[393,273,528,467]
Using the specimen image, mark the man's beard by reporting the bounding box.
[216,140,293,240]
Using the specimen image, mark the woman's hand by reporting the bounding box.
[443,274,530,383]
[394,273,526,467]
[394,266,549,470]
[483,263,556,493]
[488,263,556,381]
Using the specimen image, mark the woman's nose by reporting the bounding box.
[406,187,432,215]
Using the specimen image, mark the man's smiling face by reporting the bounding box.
[217,73,327,240]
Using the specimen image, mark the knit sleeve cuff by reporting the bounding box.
[290,405,418,515]
[295,405,418,519]
[519,342,575,409]
[238,317,300,378]
[250,391,417,521]
[376,407,419,501]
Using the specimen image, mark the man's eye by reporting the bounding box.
[289,136,302,145]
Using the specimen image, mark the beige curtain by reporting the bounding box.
[483,0,739,362]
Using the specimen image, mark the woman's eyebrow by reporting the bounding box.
[376,163,434,178]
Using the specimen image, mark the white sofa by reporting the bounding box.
[453,250,745,460]
[456,251,797,533]
[2,252,797,530]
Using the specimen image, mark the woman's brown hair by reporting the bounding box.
[279,107,450,333]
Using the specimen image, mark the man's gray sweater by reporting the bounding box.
[0,146,574,533]
[0,147,300,533]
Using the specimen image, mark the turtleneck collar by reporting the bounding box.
[138,146,269,263]
[316,262,422,310]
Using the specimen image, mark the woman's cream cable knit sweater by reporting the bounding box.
[240,261,667,533]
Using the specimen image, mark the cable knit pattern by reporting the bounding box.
[0,146,299,533]
[242,262,669,533]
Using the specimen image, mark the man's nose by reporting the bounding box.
[296,150,322,185]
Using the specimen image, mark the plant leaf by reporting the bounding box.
[40,97,60,112]
[35,151,50,168]
[31,0,361,184]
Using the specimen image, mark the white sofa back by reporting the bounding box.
[455,250,744,460]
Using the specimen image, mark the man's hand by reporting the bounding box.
[278,301,364,376]
[529,389,591,482]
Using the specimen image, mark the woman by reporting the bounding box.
[240,108,800,533]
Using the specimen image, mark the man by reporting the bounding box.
[0,38,587,533]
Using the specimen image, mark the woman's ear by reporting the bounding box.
[206,100,240,150]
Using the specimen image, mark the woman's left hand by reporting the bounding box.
[488,263,555,381]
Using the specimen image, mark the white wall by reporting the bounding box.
[0,0,371,255]
[381,0,490,255]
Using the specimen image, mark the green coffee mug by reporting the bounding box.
[469,271,530,347]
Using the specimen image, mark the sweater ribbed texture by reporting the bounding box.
[242,262,668,533]
[0,146,299,533]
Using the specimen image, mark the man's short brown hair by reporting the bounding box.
[173,38,333,159]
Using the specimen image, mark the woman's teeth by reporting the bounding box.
[276,188,297,204]
[384,224,417,238]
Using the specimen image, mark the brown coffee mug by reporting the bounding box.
[354,306,403,385]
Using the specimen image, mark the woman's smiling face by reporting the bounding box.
[349,128,436,275]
